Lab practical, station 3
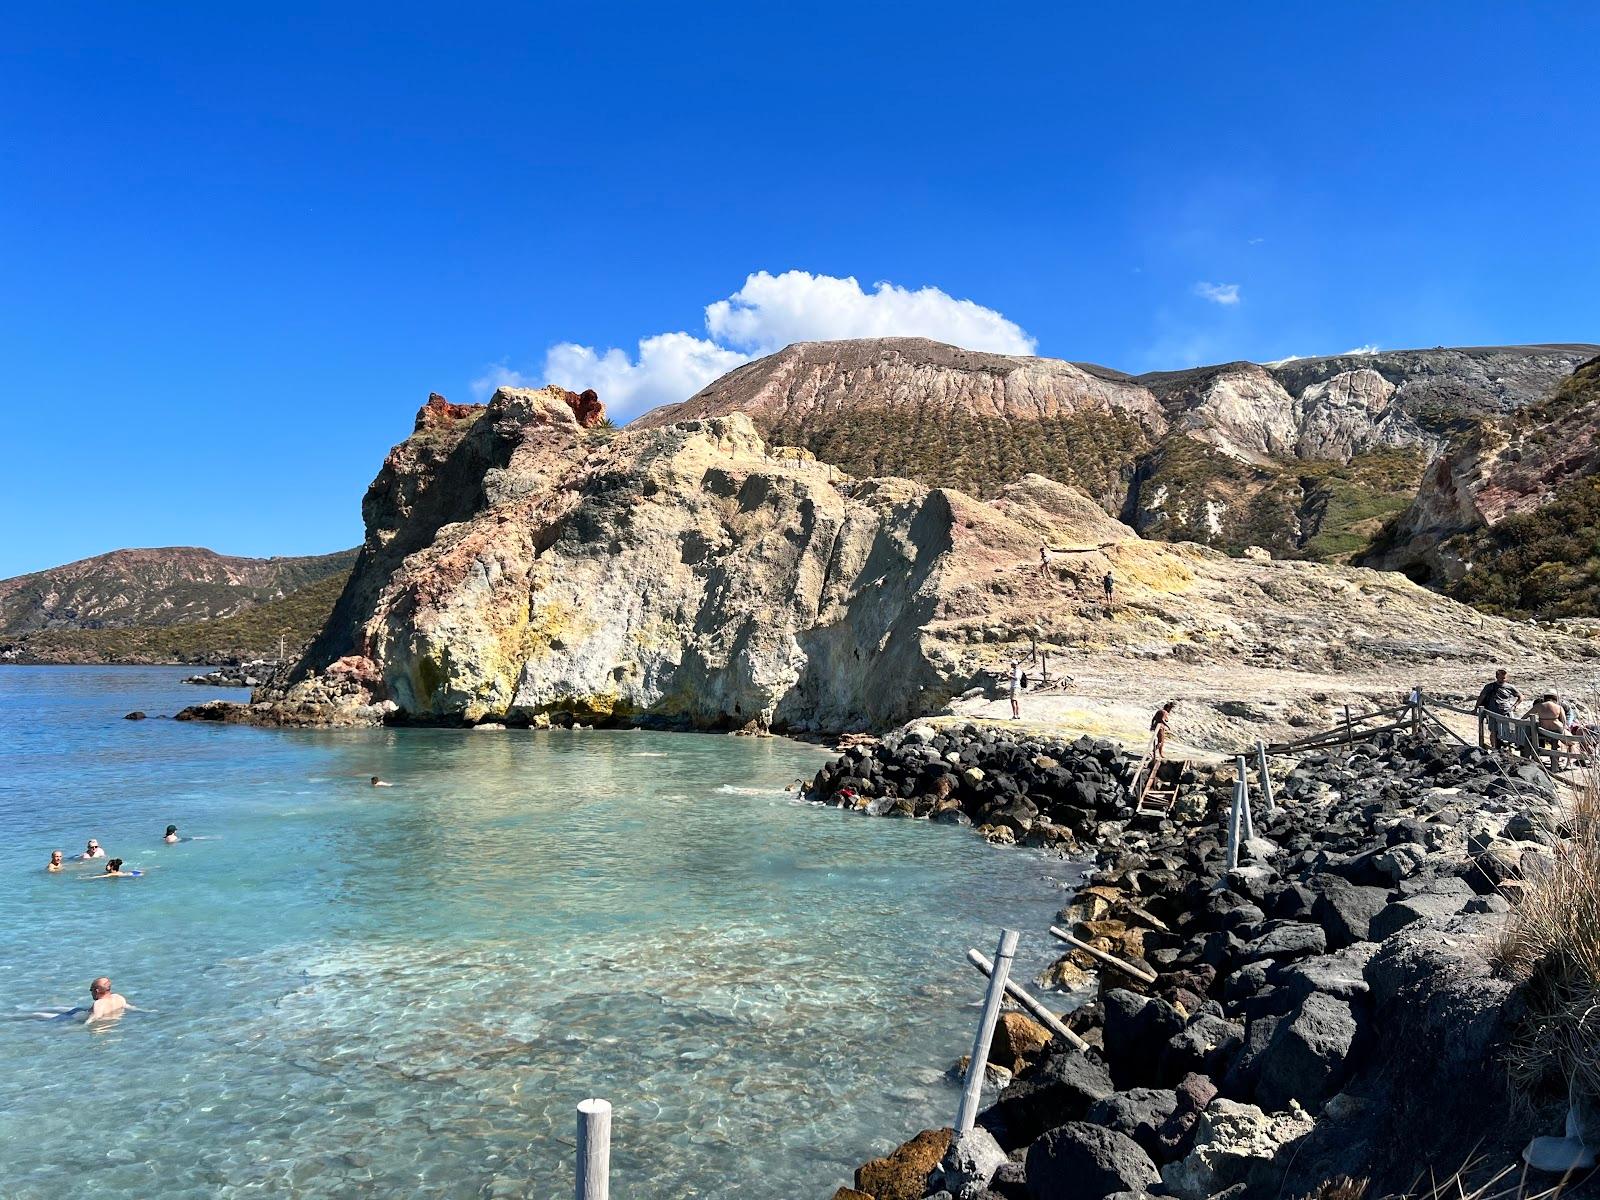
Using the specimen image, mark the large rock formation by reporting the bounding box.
[630,339,1598,582]
[239,381,1593,732]
[1370,354,1600,614]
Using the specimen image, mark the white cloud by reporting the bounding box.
[1342,344,1380,356]
[476,270,1035,421]
[542,333,749,415]
[704,270,1036,356]
[1192,281,1242,306]
[470,363,537,401]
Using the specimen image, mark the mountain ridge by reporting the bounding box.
[0,546,359,664]
[631,337,1597,609]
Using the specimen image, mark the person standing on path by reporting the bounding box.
[1475,669,1522,750]
[1102,570,1115,606]
[1151,701,1176,759]
[1009,658,1024,720]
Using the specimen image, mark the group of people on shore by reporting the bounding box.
[1475,668,1598,754]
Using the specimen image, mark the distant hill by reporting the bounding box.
[0,547,358,664]
[632,338,1600,614]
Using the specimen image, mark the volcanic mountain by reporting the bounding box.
[638,337,1599,613]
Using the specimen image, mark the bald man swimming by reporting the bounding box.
[86,977,128,1024]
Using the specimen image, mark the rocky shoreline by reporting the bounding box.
[181,659,280,687]
[807,723,1584,1199]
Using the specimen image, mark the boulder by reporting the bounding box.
[1153,1073,1220,1160]
[1159,1098,1314,1200]
[979,1050,1115,1149]
[1238,922,1327,963]
[1103,991,1186,1087]
[1024,1122,1159,1200]
[992,1011,1053,1073]
[1311,879,1392,948]
[1162,1014,1244,1080]
[1277,945,1378,1003]
[1085,1087,1179,1157]
[937,1126,1009,1199]
[122,710,147,720]
[1254,993,1359,1112]
[855,1128,952,1200]
[1368,890,1471,941]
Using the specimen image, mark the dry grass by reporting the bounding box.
[1495,769,1600,1104]
[1305,1159,1583,1200]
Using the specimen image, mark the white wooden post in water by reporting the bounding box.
[1255,741,1275,817]
[577,1098,612,1200]
[955,928,1018,1134]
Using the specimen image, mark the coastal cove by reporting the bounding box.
[0,667,1084,1199]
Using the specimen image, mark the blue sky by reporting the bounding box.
[2,1,1597,577]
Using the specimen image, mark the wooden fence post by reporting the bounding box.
[1344,703,1353,747]
[1410,687,1422,736]
[1235,755,1253,841]
[955,929,1019,1134]
[1225,782,1242,871]
[577,1098,612,1200]
[1255,741,1275,817]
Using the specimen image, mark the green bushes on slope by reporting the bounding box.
[1446,476,1600,618]
[9,571,352,663]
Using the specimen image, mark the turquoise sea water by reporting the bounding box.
[0,667,1082,1198]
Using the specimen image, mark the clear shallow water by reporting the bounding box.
[0,667,1082,1198]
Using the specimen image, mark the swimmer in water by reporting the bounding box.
[370,776,393,788]
[89,858,142,879]
[47,850,64,872]
[86,977,128,1024]
[163,825,180,843]
[78,839,106,861]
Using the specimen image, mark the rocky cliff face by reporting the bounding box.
[245,381,1594,732]
[1372,355,1600,615]
[0,545,357,635]
[636,338,1597,598]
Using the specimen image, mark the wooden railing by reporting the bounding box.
[1260,688,1595,776]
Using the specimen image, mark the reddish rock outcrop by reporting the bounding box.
[414,393,485,432]
[562,387,606,428]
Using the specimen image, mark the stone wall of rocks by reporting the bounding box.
[809,723,1195,852]
[825,730,1576,1200]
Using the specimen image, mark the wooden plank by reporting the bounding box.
[955,929,1019,1133]
[1048,926,1158,985]
[965,948,1090,1053]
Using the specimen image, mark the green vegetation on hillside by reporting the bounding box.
[0,547,359,635]
[759,406,1154,507]
[8,570,352,664]
[1132,437,1425,562]
[1439,357,1600,618]
[1295,447,1429,560]
[1445,476,1600,618]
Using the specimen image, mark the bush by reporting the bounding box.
[1496,772,1600,1106]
